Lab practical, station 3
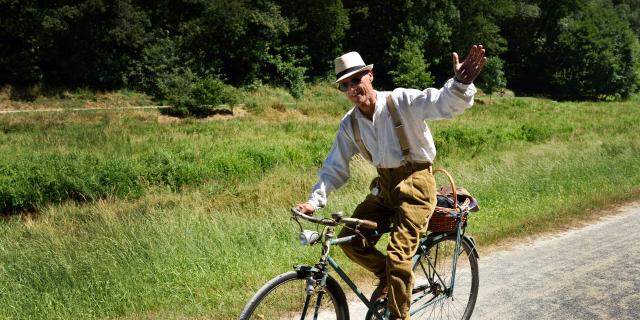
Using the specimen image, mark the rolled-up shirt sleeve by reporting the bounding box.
[308,121,358,210]
[394,78,476,120]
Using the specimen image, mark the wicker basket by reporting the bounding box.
[427,169,470,233]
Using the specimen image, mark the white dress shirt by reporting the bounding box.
[308,78,476,210]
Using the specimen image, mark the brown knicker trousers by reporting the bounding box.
[338,165,436,319]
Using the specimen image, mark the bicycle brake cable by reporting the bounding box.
[290,216,304,233]
[343,224,367,240]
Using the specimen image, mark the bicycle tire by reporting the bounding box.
[239,270,349,320]
[410,234,479,320]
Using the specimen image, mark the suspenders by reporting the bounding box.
[349,92,414,164]
[349,107,373,161]
[386,94,413,164]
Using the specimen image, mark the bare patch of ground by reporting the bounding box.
[156,107,250,124]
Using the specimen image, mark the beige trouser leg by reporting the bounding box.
[339,166,436,319]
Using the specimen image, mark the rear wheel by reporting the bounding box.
[411,235,479,319]
[239,270,349,320]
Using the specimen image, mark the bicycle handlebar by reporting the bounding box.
[291,208,378,230]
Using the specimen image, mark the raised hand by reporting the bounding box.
[453,44,487,84]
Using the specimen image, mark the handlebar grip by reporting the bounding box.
[291,207,319,222]
[291,207,337,226]
[358,219,378,229]
[292,207,376,228]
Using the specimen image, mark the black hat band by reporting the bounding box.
[336,65,366,80]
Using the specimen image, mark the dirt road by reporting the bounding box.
[347,202,640,319]
[473,203,640,319]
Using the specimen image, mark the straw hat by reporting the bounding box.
[334,51,374,83]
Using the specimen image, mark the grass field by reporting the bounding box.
[1,85,639,319]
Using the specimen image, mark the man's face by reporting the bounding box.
[338,71,373,105]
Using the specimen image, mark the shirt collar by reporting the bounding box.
[354,90,386,123]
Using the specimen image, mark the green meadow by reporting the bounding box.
[1,86,639,319]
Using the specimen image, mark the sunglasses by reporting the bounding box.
[337,73,368,92]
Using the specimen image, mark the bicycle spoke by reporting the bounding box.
[411,236,478,320]
[241,272,344,320]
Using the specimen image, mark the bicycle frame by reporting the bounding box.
[297,215,478,320]
[301,224,388,319]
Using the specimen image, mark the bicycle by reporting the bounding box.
[239,186,479,319]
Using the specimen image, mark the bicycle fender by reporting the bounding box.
[463,236,480,260]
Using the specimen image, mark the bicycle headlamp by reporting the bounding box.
[299,230,320,246]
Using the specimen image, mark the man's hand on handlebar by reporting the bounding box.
[291,205,378,229]
[295,202,316,216]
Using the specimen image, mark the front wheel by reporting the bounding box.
[239,270,349,320]
[411,235,479,319]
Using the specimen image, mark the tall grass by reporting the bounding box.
[0,87,639,319]
[0,110,336,213]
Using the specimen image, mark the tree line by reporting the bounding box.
[1,0,639,101]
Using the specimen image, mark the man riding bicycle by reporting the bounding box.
[296,45,486,320]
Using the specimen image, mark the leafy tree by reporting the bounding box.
[341,0,403,88]
[0,0,152,88]
[450,0,514,73]
[1,0,639,101]
[178,0,308,96]
[613,0,640,37]
[341,0,510,88]
[125,35,184,99]
[500,0,602,96]
[477,56,507,99]
[389,27,434,89]
[500,0,640,99]
[550,0,640,99]
[277,0,350,79]
[342,0,459,88]
[0,0,44,85]
[454,0,520,49]
[39,1,150,88]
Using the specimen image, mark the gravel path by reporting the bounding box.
[473,203,640,319]
[0,106,168,114]
[346,202,640,319]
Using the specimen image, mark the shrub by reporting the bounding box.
[263,51,307,99]
[191,76,238,107]
[156,67,197,117]
[159,72,237,118]
[477,56,507,98]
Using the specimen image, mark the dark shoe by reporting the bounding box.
[370,282,388,302]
